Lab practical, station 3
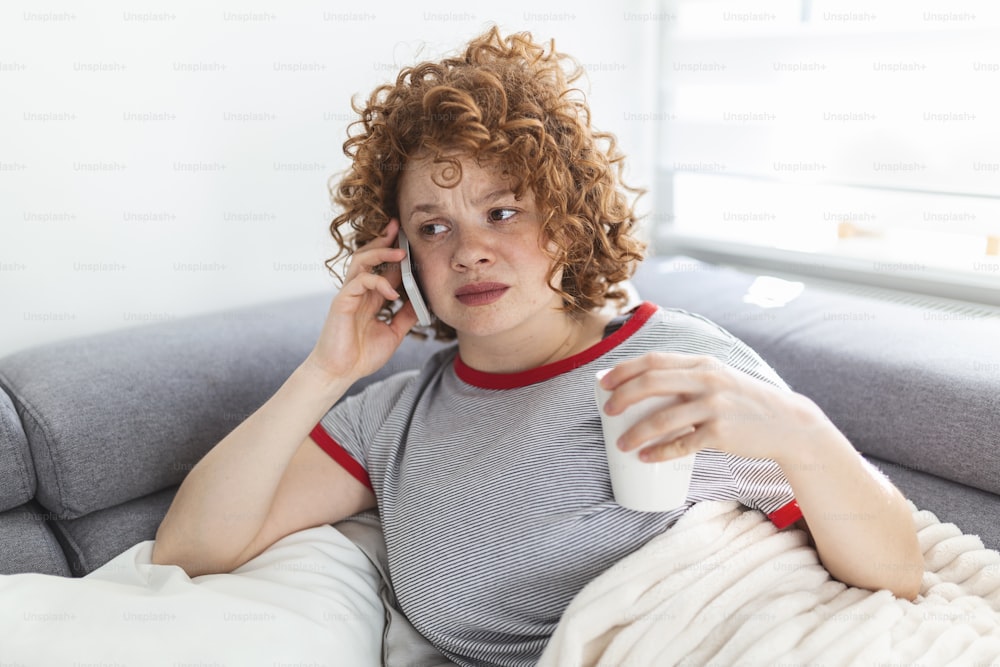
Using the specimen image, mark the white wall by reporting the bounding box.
[0,0,659,356]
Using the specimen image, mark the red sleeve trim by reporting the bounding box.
[309,423,374,493]
[767,499,803,530]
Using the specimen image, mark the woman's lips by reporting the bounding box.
[455,282,509,306]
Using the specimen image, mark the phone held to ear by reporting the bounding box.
[397,229,433,327]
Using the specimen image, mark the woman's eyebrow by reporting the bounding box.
[474,188,515,206]
[411,203,443,216]
[408,189,515,218]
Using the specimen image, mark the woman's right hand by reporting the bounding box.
[303,218,419,386]
[155,226,410,574]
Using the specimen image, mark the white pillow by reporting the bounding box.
[0,525,384,666]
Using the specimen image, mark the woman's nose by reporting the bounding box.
[450,227,495,270]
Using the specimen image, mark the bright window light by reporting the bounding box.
[654,0,1000,299]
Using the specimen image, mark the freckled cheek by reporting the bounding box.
[412,251,447,306]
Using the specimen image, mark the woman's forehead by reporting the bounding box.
[398,154,509,198]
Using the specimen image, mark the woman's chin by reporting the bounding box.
[448,312,511,341]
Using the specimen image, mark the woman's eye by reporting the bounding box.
[488,208,517,222]
[418,222,449,237]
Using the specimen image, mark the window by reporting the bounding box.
[653,0,1000,304]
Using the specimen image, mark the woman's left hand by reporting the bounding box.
[601,352,923,600]
[598,352,833,464]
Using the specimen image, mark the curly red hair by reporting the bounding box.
[326,26,645,340]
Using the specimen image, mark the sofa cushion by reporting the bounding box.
[867,455,1000,552]
[49,486,177,576]
[631,257,1000,499]
[0,292,450,522]
[0,389,34,512]
[0,295,331,519]
[0,501,71,576]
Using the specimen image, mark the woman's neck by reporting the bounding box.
[456,310,612,374]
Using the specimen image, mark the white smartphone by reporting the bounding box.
[398,229,433,327]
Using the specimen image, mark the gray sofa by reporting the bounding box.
[2,255,998,578]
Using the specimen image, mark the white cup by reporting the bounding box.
[594,368,697,512]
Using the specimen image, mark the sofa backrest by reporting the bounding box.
[0,294,448,522]
[0,390,71,576]
[0,390,35,513]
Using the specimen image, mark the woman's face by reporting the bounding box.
[396,154,566,345]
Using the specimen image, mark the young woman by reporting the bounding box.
[152,27,922,666]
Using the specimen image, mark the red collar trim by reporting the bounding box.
[454,301,658,390]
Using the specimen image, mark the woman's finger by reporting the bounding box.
[600,352,720,392]
[344,245,406,282]
[371,218,401,246]
[601,351,705,381]
[388,300,419,338]
[601,368,709,416]
[616,397,708,453]
[336,272,401,312]
[636,425,707,463]
[343,219,405,278]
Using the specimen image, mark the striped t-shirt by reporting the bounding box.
[312,302,802,666]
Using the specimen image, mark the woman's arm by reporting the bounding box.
[152,220,417,576]
[776,406,922,600]
[150,364,366,576]
[599,352,923,600]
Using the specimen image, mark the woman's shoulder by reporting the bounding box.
[639,303,788,388]
[638,303,739,345]
[344,344,457,404]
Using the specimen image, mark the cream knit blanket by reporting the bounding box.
[539,501,1000,666]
